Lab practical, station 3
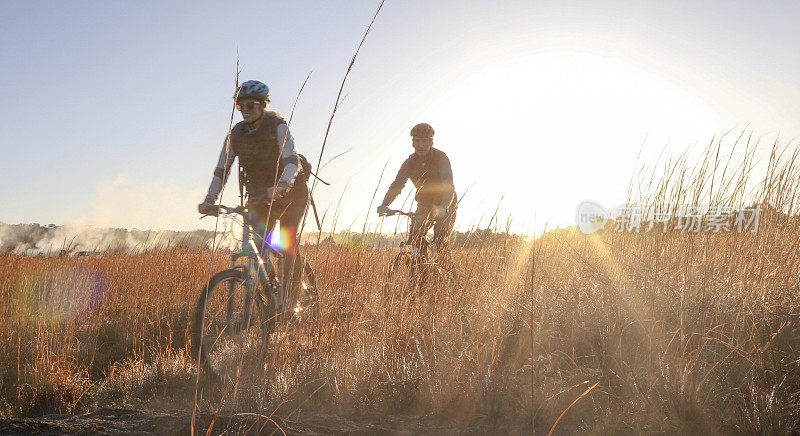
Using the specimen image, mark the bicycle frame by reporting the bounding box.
[383,208,431,260]
[213,206,287,311]
[399,230,429,265]
[381,207,455,291]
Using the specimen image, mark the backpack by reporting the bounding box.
[297,154,312,183]
[297,154,329,186]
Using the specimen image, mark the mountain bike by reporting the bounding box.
[380,208,455,295]
[191,204,318,379]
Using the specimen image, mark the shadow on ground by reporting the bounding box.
[0,408,457,435]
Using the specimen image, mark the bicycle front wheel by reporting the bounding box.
[191,268,273,379]
[385,251,425,296]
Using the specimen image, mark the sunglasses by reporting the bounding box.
[236,101,262,111]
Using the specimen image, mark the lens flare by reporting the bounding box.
[17,266,109,323]
[266,221,294,252]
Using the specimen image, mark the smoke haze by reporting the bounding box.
[0,222,225,255]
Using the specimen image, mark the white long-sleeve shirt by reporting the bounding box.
[204,121,300,204]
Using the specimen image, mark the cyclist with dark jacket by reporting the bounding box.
[198,80,307,296]
[377,123,457,247]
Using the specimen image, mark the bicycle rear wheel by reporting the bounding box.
[191,268,273,379]
[275,257,318,329]
[292,259,318,322]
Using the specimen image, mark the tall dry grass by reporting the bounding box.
[1,136,799,434]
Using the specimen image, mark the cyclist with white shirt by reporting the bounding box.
[198,80,308,296]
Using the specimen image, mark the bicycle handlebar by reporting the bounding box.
[201,204,257,225]
[201,205,285,256]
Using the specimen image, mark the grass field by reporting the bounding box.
[1,140,799,434]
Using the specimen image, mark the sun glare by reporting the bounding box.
[430,55,724,231]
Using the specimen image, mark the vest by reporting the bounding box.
[229,111,287,197]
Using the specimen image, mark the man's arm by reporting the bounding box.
[275,123,300,193]
[380,159,410,207]
[203,135,236,204]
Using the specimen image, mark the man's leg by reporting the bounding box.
[431,205,457,279]
[411,203,435,252]
[433,203,457,248]
[276,182,309,308]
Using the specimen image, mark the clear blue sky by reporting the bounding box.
[2,1,799,233]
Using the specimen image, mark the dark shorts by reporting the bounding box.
[250,181,308,255]
[410,194,457,247]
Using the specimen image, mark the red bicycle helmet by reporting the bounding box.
[410,123,434,138]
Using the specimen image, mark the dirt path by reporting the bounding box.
[0,408,443,435]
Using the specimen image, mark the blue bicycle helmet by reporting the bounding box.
[234,80,270,102]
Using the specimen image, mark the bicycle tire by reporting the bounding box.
[191,268,274,378]
[386,251,426,296]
